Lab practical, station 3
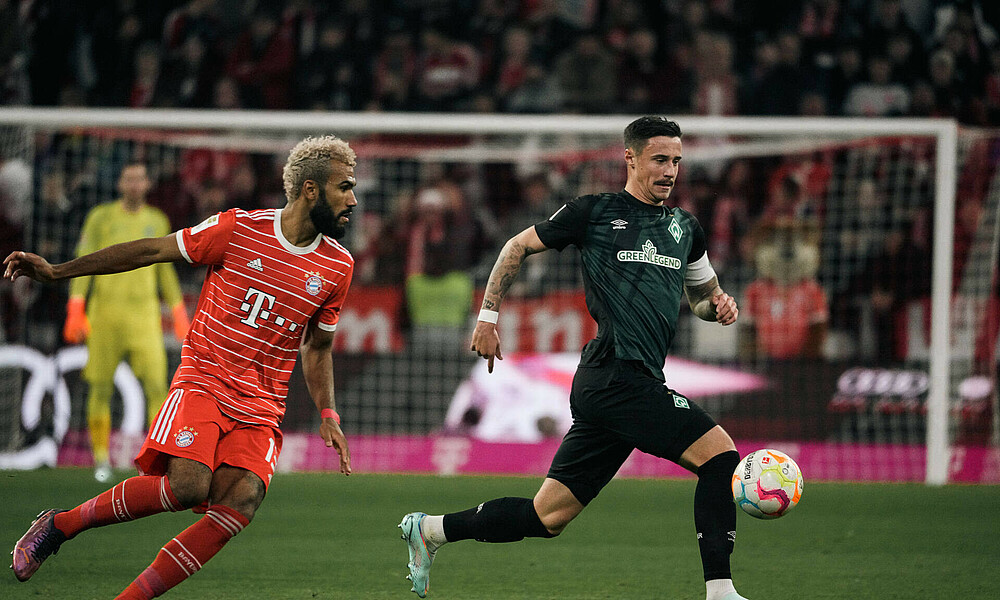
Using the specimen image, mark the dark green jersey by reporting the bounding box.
[534,191,707,381]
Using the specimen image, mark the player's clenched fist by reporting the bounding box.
[712,292,739,325]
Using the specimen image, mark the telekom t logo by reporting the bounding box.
[240,287,276,328]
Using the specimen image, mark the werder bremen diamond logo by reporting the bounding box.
[617,239,681,270]
[668,219,683,243]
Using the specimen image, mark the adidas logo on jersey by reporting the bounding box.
[247,258,264,271]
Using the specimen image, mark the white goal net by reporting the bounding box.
[0,109,995,484]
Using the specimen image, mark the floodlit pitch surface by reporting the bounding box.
[2,469,997,599]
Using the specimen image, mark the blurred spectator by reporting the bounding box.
[823,39,864,114]
[0,154,29,341]
[843,54,911,117]
[741,218,828,360]
[413,26,481,111]
[370,29,416,111]
[503,62,563,113]
[162,0,221,57]
[225,6,294,109]
[6,0,998,125]
[147,152,193,230]
[126,41,164,108]
[494,27,534,105]
[212,76,243,109]
[850,224,931,364]
[986,45,1000,122]
[759,175,808,223]
[0,0,29,105]
[694,30,740,115]
[297,19,363,111]
[468,0,518,86]
[885,30,923,86]
[89,0,166,106]
[554,31,616,114]
[927,48,966,118]
[799,91,829,116]
[707,160,753,272]
[158,35,217,107]
[907,79,939,117]
[797,0,843,62]
[403,179,479,277]
[27,170,85,350]
[860,0,924,64]
[616,28,674,113]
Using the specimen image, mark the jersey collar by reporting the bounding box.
[621,189,673,215]
[274,208,323,254]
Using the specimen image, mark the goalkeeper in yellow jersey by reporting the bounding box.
[65,163,190,483]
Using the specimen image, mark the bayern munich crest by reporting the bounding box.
[174,426,198,448]
[305,272,323,296]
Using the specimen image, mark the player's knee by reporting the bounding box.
[698,449,741,477]
[165,459,212,508]
[537,508,576,536]
[217,489,264,522]
[168,476,211,509]
[211,475,265,521]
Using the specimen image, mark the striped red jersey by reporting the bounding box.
[173,208,353,426]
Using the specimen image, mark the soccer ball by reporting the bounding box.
[731,449,804,519]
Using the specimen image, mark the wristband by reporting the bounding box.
[477,309,499,324]
[320,408,341,424]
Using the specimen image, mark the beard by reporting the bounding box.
[310,188,349,239]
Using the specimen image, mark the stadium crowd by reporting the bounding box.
[0,0,998,124]
[1,0,998,371]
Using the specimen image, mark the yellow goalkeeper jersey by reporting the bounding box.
[70,201,183,321]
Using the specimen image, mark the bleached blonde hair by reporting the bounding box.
[282,135,357,202]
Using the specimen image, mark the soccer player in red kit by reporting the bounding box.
[5,135,357,598]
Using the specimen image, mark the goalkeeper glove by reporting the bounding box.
[63,296,90,344]
[172,302,191,340]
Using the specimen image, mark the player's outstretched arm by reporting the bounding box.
[301,323,351,475]
[4,234,184,283]
[471,226,549,373]
[685,276,739,326]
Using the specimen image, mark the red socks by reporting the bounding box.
[115,505,249,599]
[54,476,182,539]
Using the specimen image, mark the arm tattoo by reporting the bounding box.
[686,276,723,321]
[482,238,541,311]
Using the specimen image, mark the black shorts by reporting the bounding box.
[546,358,717,506]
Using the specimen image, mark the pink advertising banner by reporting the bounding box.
[57,430,1000,484]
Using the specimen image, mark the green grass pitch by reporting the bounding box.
[2,468,998,599]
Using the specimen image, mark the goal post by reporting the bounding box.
[0,108,982,485]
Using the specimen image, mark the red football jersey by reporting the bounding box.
[173,208,353,426]
[743,279,828,359]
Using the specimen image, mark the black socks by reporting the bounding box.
[695,450,740,581]
[443,497,557,543]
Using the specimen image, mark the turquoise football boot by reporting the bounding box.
[399,512,435,598]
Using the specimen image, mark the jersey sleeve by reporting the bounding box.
[176,209,236,266]
[686,218,707,263]
[315,261,354,332]
[533,195,595,251]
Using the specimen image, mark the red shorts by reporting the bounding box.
[135,386,283,491]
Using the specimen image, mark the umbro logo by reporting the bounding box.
[247,258,264,271]
[611,219,628,230]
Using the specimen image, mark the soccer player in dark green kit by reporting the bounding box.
[400,116,746,600]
